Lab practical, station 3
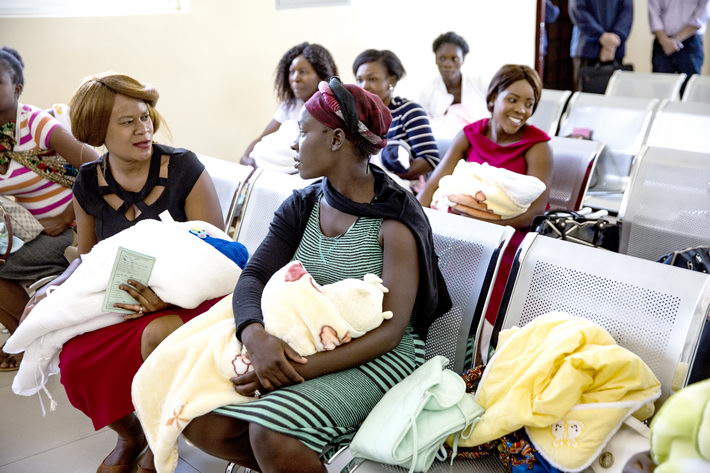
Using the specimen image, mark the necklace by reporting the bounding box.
[0,122,16,166]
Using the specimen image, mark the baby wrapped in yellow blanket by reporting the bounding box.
[132,261,393,473]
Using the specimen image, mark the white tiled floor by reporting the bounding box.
[0,333,235,473]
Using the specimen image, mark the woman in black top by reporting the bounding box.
[25,73,223,473]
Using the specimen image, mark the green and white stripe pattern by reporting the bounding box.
[215,196,424,455]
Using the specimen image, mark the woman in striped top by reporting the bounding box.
[0,47,97,371]
[353,49,440,189]
[183,78,450,473]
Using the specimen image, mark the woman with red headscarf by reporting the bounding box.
[183,78,451,472]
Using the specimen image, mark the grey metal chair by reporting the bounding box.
[644,100,710,154]
[605,70,686,101]
[548,136,604,211]
[681,74,710,103]
[495,233,710,402]
[557,92,658,214]
[618,146,710,262]
[528,88,572,136]
[234,168,314,253]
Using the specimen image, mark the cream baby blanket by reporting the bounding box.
[132,260,393,473]
[455,312,661,472]
[432,160,546,219]
[5,219,241,397]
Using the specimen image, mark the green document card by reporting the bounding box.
[102,247,156,314]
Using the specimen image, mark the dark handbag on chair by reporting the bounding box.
[657,246,710,273]
[580,61,634,94]
[533,210,620,252]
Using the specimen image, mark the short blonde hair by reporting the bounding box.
[70,72,162,146]
[486,64,542,115]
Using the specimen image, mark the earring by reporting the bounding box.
[388,84,394,91]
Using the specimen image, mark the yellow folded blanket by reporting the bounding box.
[454,312,661,472]
[132,261,393,473]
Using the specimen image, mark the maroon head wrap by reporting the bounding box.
[304,78,392,154]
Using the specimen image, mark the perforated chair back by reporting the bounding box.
[618,146,710,261]
[234,168,314,254]
[197,155,254,233]
[528,88,571,136]
[606,70,686,101]
[682,74,710,103]
[422,210,514,373]
[558,92,657,212]
[645,100,710,153]
[496,233,710,401]
[548,137,603,210]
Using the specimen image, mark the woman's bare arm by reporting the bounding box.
[240,119,282,165]
[417,130,470,207]
[184,170,225,229]
[48,126,99,168]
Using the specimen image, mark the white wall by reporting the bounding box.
[0,0,536,161]
[626,0,710,74]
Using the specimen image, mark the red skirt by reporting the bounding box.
[58,297,223,430]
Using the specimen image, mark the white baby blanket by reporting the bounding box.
[5,219,241,397]
[432,161,546,219]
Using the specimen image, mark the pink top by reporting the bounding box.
[463,118,550,175]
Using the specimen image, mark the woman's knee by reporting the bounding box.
[140,315,182,359]
[249,424,325,473]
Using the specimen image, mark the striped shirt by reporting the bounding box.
[387,97,440,169]
[0,104,72,218]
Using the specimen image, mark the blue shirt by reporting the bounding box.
[569,0,633,60]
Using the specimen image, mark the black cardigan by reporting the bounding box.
[233,165,451,340]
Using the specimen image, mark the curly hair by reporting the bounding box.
[0,47,25,86]
[486,64,542,114]
[432,31,470,57]
[70,72,163,147]
[351,49,406,82]
[275,42,338,108]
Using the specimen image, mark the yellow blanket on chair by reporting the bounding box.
[454,312,661,472]
[132,261,393,473]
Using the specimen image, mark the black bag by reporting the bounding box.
[658,246,710,274]
[580,61,634,94]
[532,210,620,252]
[658,246,710,384]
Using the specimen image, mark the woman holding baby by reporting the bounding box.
[417,64,553,230]
[183,78,451,472]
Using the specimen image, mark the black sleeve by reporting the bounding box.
[170,147,205,195]
[72,161,99,215]
[233,190,309,341]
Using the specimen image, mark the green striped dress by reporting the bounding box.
[215,195,425,458]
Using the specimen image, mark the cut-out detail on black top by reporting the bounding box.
[73,143,204,241]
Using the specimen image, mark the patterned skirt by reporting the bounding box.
[214,328,425,457]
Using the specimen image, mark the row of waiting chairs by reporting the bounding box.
[199,162,710,472]
[530,87,709,214]
[606,71,710,103]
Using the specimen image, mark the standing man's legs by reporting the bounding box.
[652,39,675,73]
[675,35,704,96]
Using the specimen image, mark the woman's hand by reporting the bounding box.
[241,323,307,391]
[397,158,433,180]
[114,280,171,320]
[230,370,267,397]
[448,193,502,220]
[240,155,256,167]
[38,204,75,236]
